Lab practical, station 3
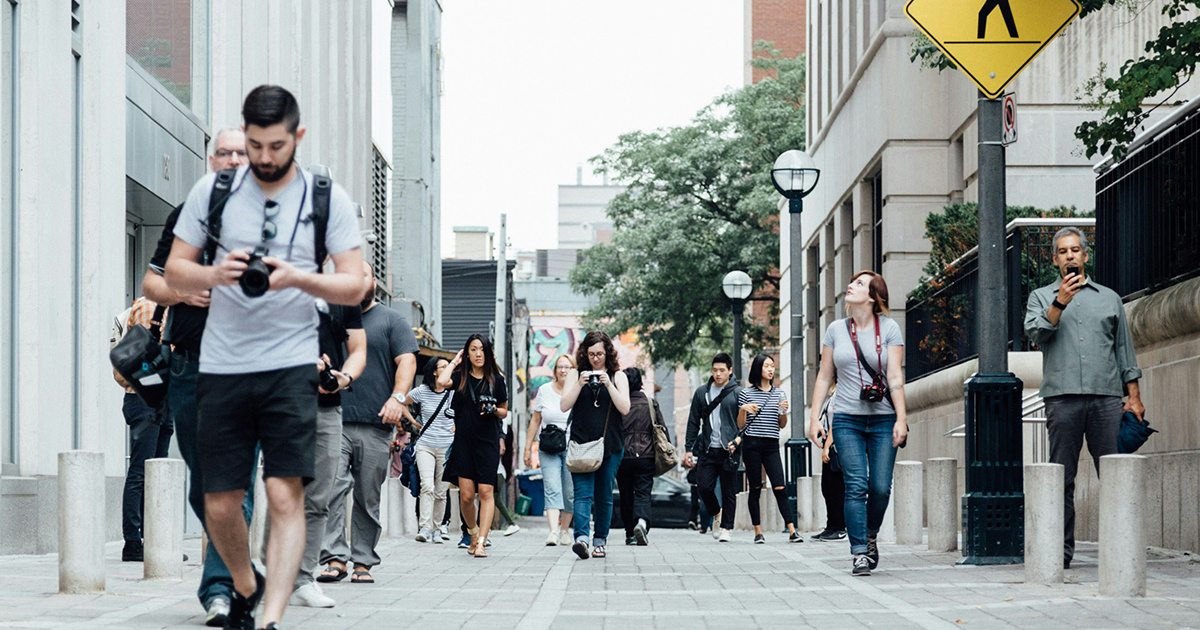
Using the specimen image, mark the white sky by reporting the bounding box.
[439,0,745,254]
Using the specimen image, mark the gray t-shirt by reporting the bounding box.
[822,316,904,416]
[175,167,362,374]
[707,384,724,448]
[341,304,419,426]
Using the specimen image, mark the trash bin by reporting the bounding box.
[516,470,545,516]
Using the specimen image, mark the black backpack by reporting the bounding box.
[202,168,332,270]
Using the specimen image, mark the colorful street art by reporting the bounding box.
[527,316,649,401]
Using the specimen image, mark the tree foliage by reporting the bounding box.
[569,46,805,368]
[908,0,1197,159]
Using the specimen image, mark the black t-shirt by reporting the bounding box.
[148,204,207,353]
[449,371,508,439]
[317,303,363,408]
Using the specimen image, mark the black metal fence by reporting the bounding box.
[905,221,1095,381]
[1096,105,1200,300]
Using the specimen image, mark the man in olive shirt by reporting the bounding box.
[1024,227,1144,569]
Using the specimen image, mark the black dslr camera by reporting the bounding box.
[477,394,497,415]
[319,364,340,392]
[860,378,888,403]
[240,245,275,298]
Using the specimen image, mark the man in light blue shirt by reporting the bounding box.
[1024,227,1144,570]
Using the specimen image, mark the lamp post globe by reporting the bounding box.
[722,270,752,382]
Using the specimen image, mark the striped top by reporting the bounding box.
[410,384,455,449]
[737,386,787,439]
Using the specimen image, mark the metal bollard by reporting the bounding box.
[926,458,958,552]
[1024,463,1064,584]
[1099,454,1147,597]
[58,451,106,593]
[797,476,813,531]
[144,458,186,580]
[894,461,923,545]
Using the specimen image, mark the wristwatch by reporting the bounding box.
[390,392,406,404]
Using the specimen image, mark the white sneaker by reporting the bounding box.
[290,583,335,608]
[560,530,573,546]
[718,529,732,543]
[546,530,560,546]
[439,524,450,540]
[504,523,521,536]
[712,528,721,540]
[415,528,430,543]
[204,596,230,627]
[432,530,444,544]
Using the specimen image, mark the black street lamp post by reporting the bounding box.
[722,270,752,382]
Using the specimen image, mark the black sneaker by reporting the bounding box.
[698,526,709,535]
[633,519,648,546]
[572,540,589,560]
[754,534,765,544]
[852,554,871,576]
[812,529,847,542]
[625,536,636,546]
[264,625,280,630]
[687,520,699,531]
[224,568,265,630]
[788,531,804,543]
[121,540,143,562]
[866,534,879,570]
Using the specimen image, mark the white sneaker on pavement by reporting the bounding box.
[204,596,230,627]
[290,583,335,608]
[415,528,430,543]
[546,530,560,546]
[440,524,450,540]
[560,530,573,546]
[504,524,521,536]
[432,530,444,544]
[718,529,732,543]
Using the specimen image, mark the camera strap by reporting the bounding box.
[847,317,893,409]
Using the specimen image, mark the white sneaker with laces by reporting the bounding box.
[440,524,450,540]
[546,530,560,546]
[290,583,336,608]
[204,596,230,627]
[415,528,430,543]
[718,529,732,543]
[504,523,521,536]
[560,530,573,546]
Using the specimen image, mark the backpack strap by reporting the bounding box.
[203,169,238,265]
[310,174,332,271]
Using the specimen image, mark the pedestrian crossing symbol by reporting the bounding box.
[905,0,1082,98]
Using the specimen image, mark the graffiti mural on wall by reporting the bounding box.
[528,327,579,398]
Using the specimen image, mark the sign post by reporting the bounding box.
[905,0,1082,565]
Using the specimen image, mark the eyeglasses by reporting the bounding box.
[587,351,606,359]
[262,200,280,242]
[214,149,247,160]
[555,365,571,371]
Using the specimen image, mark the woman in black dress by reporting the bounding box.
[560,331,631,560]
[438,334,508,558]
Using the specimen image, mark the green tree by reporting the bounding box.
[569,46,805,368]
[908,0,1197,159]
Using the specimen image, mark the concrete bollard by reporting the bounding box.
[1024,463,1064,584]
[878,488,896,543]
[248,464,267,563]
[894,461,923,545]
[813,472,827,531]
[797,477,813,531]
[397,483,419,535]
[385,478,404,538]
[58,451,106,593]
[1099,455,1148,597]
[449,487,462,535]
[926,458,957,552]
[144,458,186,580]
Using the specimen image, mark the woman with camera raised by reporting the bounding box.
[438,334,508,558]
[524,353,576,546]
[808,270,907,576]
[735,354,803,544]
[560,331,630,560]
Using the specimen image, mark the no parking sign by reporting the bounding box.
[1002,94,1017,145]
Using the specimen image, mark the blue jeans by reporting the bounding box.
[832,413,898,555]
[169,352,255,607]
[539,448,574,514]
[571,450,622,546]
[122,394,173,542]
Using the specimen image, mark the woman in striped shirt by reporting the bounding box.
[735,354,802,543]
[410,358,455,543]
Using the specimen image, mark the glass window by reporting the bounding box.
[126,0,209,121]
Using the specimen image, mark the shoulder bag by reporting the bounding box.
[566,403,612,473]
[539,418,568,454]
[109,305,170,409]
[650,399,678,476]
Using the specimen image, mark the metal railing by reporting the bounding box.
[944,391,1048,464]
[1096,101,1200,301]
[905,218,1095,381]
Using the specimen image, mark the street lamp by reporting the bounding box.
[722,270,752,382]
[771,150,819,436]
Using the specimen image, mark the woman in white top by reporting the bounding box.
[410,358,455,543]
[524,354,576,546]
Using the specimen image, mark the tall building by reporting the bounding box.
[0,0,413,553]
[744,0,807,84]
[556,172,622,250]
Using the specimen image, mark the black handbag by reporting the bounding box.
[109,305,170,409]
[539,421,568,454]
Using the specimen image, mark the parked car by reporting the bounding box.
[610,473,692,530]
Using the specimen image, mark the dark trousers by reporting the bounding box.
[821,458,846,531]
[741,436,795,527]
[696,447,738,530]
[122,393,173,543]
[1044,394,1122,563]
[617,457,655,537]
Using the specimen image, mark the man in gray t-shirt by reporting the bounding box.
[165,86,364,630]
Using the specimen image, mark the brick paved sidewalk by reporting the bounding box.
[0,525,1196,629]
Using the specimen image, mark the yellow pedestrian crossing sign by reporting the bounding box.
[905,0,1082,98]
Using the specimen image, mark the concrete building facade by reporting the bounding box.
[556,181,621,250]
[0,0,398,554]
